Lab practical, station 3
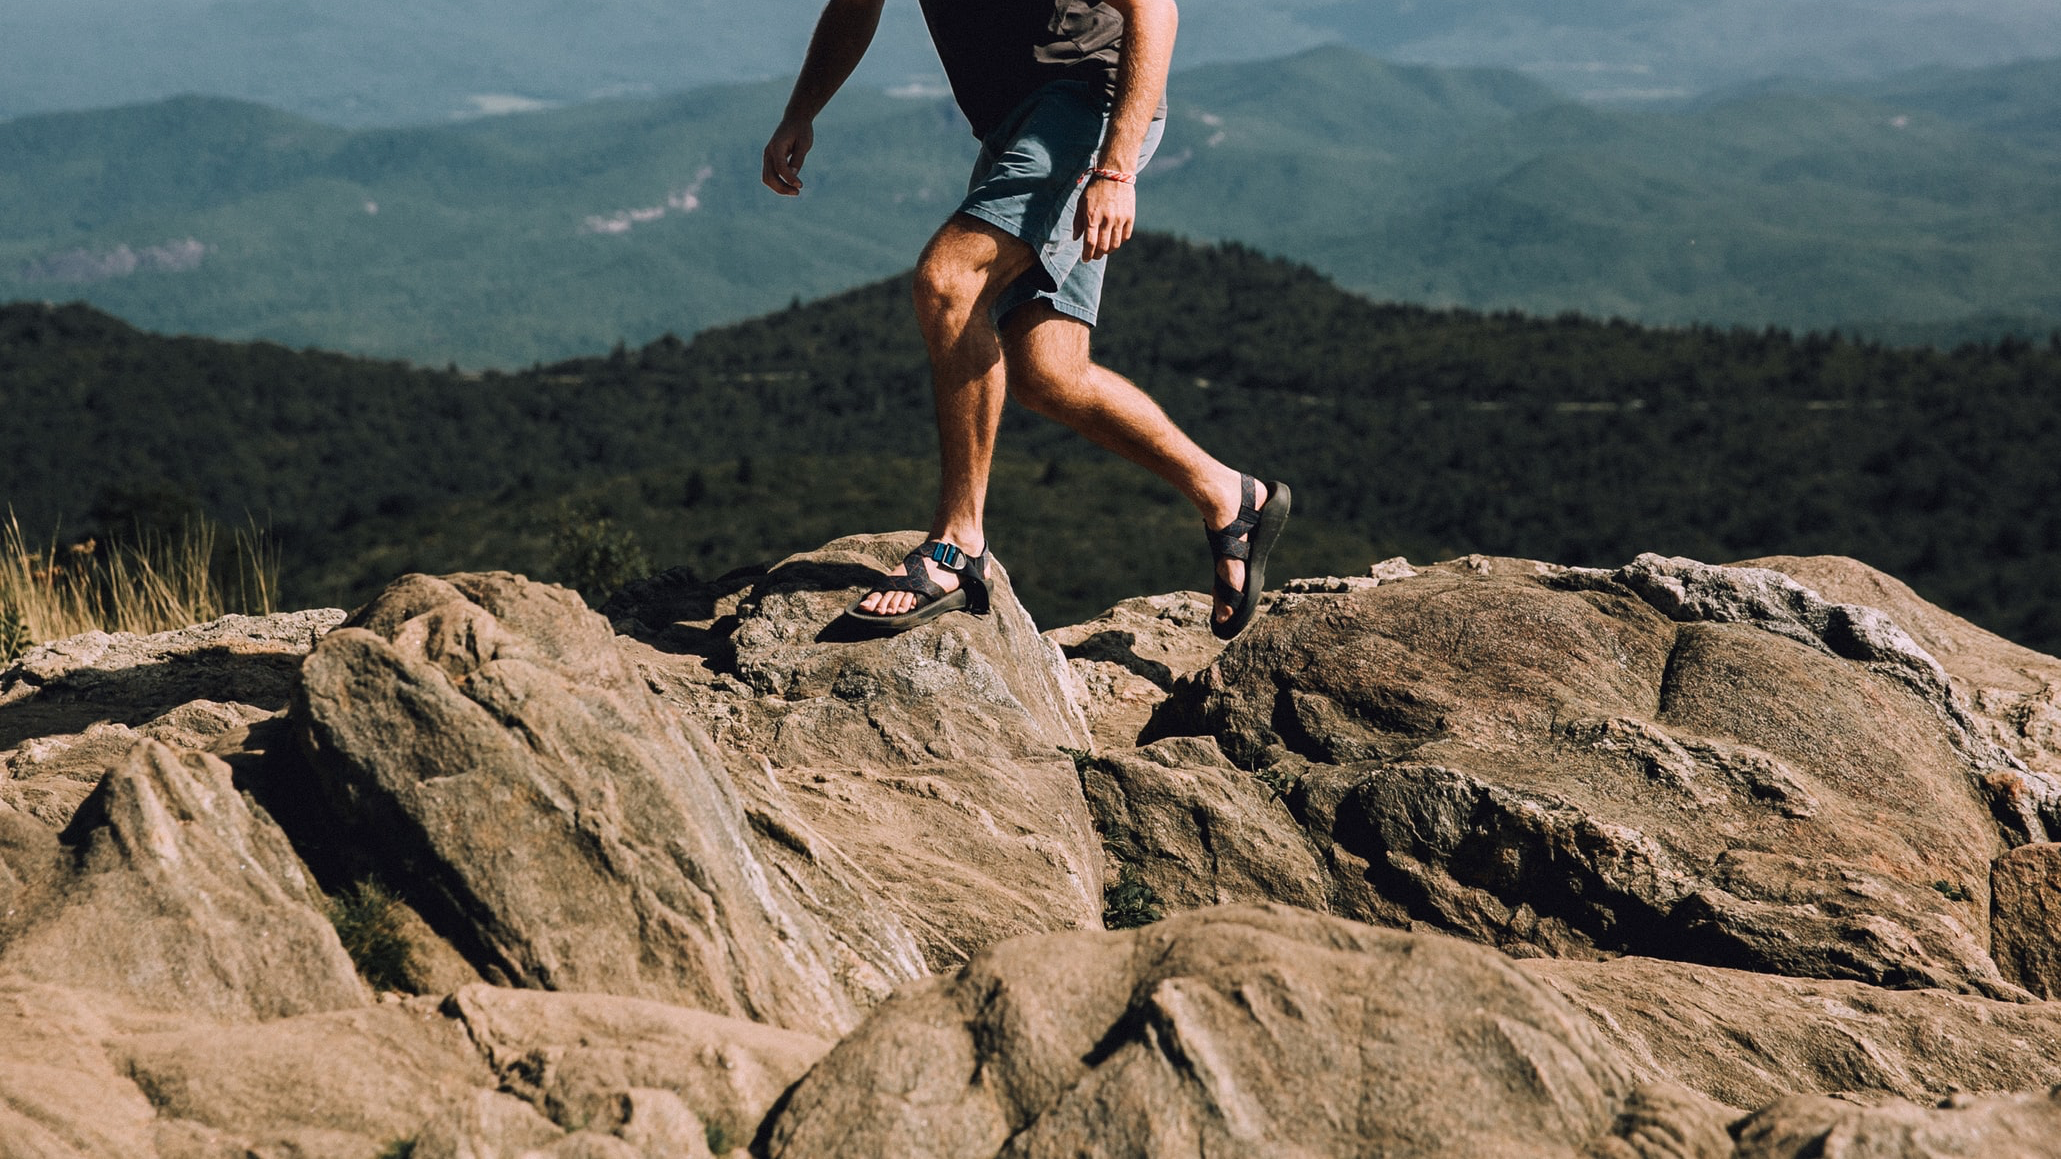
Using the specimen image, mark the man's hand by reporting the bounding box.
[1074,176,1136,262]
[763,118,814,196]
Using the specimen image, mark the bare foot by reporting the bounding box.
[1208,479,1269,626]
[857,538,980,617]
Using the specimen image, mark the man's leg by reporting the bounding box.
[1001,302,1269,628]
[855,214,1040,617]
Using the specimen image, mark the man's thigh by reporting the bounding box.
[918,213,1042,302]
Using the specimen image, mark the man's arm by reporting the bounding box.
[762,0,887,196]
[1077,0,1178,260]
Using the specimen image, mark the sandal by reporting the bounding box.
[843,539,993,630]
[1208,475,1291,641]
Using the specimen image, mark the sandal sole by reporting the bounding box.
[842,587,971,631]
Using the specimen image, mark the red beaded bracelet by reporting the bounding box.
[1089,167,1137,185]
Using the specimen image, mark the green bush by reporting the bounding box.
[1103,864,1165,930]
[550,504,652,607]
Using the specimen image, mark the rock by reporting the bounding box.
[0,610,343,752]
[446,983,829,1153]
[112,999,491,1154]
[766,904,1643,1158]
[1743,554,2061,846]
[1527,955,2061,1110]
[1155,557,2020,995]
[411,1090,569,1159]
[1992,843,2061,998]
[1587,1083,1739,1159]
[0,980,170,1159]
[1733,1087,2061,1158]
[1045,591,1225,751]
[618,538,1105,970]
[295,571,914,1036]
[1077,736,1327,913]
[0,740,368,1020]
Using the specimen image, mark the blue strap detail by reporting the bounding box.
[925,540,966,570]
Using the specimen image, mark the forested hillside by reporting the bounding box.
[6,49,2061,366]
[5,235,2059,648]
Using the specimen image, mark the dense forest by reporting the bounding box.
[4,234,2060,647]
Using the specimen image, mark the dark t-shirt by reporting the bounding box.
[916,0,1134,139]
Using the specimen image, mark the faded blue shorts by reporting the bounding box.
[957,80,1166,327]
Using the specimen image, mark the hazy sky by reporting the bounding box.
[5,0,2061,122]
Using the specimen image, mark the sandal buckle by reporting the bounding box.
[925,541,965,570]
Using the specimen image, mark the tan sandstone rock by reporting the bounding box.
[1991,842,2061,999]
[1151,554,2022,996]
[1527,955,2061,1111]
[1076,735,1327,912]
[0,740,367,1020]
[614,536,1105,970]
[294,571,915,1036]
[445,983,829,1152]
[765,904,1647,1158]
[1733,1086,2061,1158]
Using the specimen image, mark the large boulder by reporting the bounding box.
[1076,736,1328,913]
[1151,554,2022,995]
[1526,955,2061,1111]
[1991,843,2061,999]
[1744,554,2061,841]
[445,983,830,1154]
[1733,1087,2061,1158]
[0,740,367,1020]
[294,571,921,1036]
[613,536,1105,970]
[764,904,1678,1158]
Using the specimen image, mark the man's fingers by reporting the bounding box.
[761,124,811,195]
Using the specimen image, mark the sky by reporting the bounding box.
[4,0,2061,123]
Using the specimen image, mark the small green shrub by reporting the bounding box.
[376,1139,416,1159]
[549,504,652,606]
[1103,863,1164,930]
[705,1120,735,1154]
[328,879,414,992]
[1932,879,1972,903]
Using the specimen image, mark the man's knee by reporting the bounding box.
[912,245,984,326]
[1001,304,1090,411]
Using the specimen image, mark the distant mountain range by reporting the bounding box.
[4,47,2056,366]
[8,0,2061,125]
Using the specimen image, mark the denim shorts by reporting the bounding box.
[957,80,1166,327]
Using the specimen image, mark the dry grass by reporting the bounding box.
[1,512,278,662]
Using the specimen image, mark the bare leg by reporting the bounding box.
[1001,302,1269,625]
[858,215,1039,617]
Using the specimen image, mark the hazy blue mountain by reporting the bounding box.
[4,48,2058,366]
[7,0,2061,126]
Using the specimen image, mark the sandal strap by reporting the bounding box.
[1207,474,1261,562]
[864,540,981,605]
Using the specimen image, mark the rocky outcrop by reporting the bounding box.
[764,904,1662,1158]
[612,535,1104,970]
[1150,554,2024,996]
[1527,954,2061,1110]
[0,740,367,1020]
[1076,736,1327,912]
[445,983,829,1153]
[1733,1087,2061,1158]
[1992,842,2061,999]
[293,571,916,1037]
[5,544,2061,1157]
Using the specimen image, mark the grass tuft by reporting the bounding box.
[1,511,277,650]
[328,879,415,993]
